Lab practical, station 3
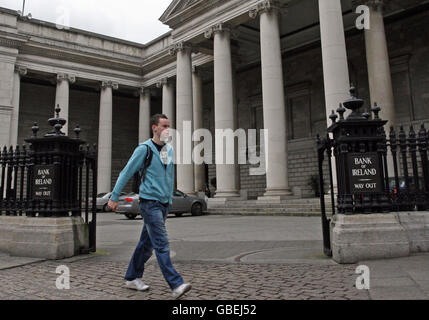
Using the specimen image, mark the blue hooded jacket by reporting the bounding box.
[110,139,174,204]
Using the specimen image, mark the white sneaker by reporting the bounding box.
[125,278,149,291]
[172,283,192,299]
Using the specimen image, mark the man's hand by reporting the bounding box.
[107,199,118,212]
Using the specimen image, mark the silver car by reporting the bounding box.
[95,192,127,212]
[116,190,207,219]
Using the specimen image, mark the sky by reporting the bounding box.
[0,0,173,44]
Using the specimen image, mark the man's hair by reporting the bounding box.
[150,114,169,127]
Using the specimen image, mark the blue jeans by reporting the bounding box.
[124,200,184,290]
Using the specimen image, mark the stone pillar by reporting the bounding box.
[170,42,195,195]
[192,66,206,193]
[157,78,176,129]
[0,50,17,147]
[318,0,351,118]
[97,80,118,193]
[318,0,351,191]
[55,73,76,135]
[205,24,240,199]
[362,0,395,174]
[138,87,151,142]
[157,78,177,189]
[363,0,395,128]
[249,1,292,201]
[9,66,27,146]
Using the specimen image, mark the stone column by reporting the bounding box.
[170,42,195,195]
[362,0,395,174]
[97,80,118,193]
[363,0,395,128]
[249,1,292,201]
[192,66,206,193]
[157,78,177,189]
[55,73,76,135]
[318,0,351,118]
[138,87,151,142]
[205,24,240,199]
[318,0,351,191]
[9,66,27,146]
[157,78,176,129]
[0,52,17,147]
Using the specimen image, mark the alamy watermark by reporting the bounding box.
[56,265,70,290]
[355,265,370,290]
[55,2,71,30]
[355,5,371,30]
[157,122,269,176]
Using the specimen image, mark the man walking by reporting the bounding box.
[107,114,192,299]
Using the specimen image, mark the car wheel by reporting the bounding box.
[103,204,110,212]
[191,202,203,216]
[125,213,137,220]
[175,213,183,217]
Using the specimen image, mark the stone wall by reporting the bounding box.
[18,81,56,143]
[111,94,139,192]
[387,11,429,124]
[17,81,155,194]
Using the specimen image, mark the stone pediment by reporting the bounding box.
[160,0,201,22]
[160,0,223,29]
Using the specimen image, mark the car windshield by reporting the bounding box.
[174,190,184,197]
[97,193,107,198]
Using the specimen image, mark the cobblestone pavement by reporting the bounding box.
[0,255,369,300]
[1,213,428,300]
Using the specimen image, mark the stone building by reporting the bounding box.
[0,0,428,203]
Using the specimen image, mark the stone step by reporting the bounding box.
[209,202,333,209]
[208,210,330,217]
[207,207,333,216]
[208,206,324,212]
[207,197,335,208]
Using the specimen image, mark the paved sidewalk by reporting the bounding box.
[0,213,428,300]
[0,254,369,300]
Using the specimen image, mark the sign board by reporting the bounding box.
[33,165,55,199]
[348,153,383,193]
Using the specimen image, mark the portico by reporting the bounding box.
[0,0,428,204]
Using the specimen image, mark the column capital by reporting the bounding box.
[169,41,194,56]
[101,80,119,90]
[192,65,210,79]
[249,0,288,19]
[15,65,27,77]
[204,23,232,39]
[139,86,151,97]
[57,73,76,84]
[156,78,168,88]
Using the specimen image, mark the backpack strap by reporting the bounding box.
[141,145,153,183]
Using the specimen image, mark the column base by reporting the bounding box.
[214,191,241,199]
[209,190,246,207]
[257,188,293,203]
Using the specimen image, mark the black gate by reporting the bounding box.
[0,106,98,253]
[318,88,429,256]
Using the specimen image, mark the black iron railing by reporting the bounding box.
[317,88,429,256]
[0,106,98,253]
[0,143,97,217]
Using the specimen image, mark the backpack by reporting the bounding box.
[131,145,153,194]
